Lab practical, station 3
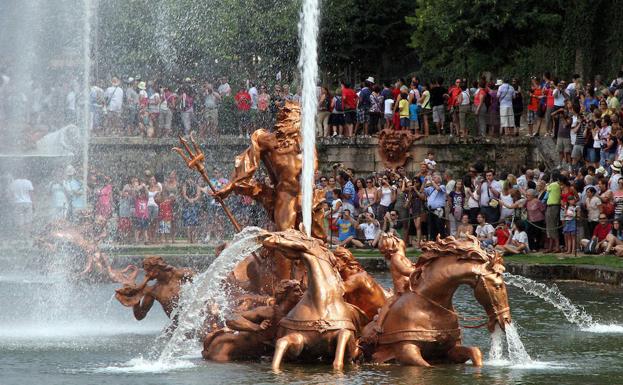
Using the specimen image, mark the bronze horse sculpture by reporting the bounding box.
[363,234,511,367]
[262,229,368,370]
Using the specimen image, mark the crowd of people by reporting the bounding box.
[1,165,268,245]
[315,153,623,257]
[4,69,623,148]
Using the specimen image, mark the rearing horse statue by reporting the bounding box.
[262,229,368,370]
[363,234,511,367]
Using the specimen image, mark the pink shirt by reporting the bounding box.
[134,197,149,219]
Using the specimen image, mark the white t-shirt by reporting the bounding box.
[384,99,394,115]
[500,193,514,220]
[511,231,529,252]
[586,196,602,222]
[553,88,565,107]
[105,86,124,112]
[359,222,379,240]
[378,186,395,207]
[9,179,34,204]
[479,180,502,207]
[476,223,495,239]
[424,159,437,171]
[217,83,231,97]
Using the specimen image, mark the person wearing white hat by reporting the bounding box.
[609,160,623,191]
[497,78,515,136]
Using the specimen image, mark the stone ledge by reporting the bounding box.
[505,262,623,286]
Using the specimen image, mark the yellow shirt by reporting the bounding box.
[399,99,409,118]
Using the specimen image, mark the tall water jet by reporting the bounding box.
[82,0,93,204]
[298,0,320,236]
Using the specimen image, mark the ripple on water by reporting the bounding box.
[95,357,196,374]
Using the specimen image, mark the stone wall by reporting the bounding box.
[88,135,538,183]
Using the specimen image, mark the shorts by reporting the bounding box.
[571,145,584,159]
[563,219,577,234]
[118,217,132,232]
[556,137,572,153]
[432,105,445,123]
[527,110,536,124]
[357,108,370,123]
[384,113,393,121]
[204,108,218,124]
[344,110,356,124]
[329,112,345,126]
[500,106,514,127]
[148,205,159,220]
[159,220,171,234]
[238,110,250,125]
[420,107,432,116]
[400,117,410,128]
[133,218,149,230]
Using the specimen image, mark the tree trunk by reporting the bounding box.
[574,48,584,78]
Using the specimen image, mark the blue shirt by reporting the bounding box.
[359,87,372,108]
[337,218,356,241]
[342,180,356,206]
[425,185,447,209]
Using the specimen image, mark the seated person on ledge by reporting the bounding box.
[496,221,529,255]
[475,213,496,249]
[580,214,612,253]
[332,209,364,248]
[357,212,381,248]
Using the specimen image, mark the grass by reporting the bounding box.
[504,254,623,269]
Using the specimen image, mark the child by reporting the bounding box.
[158,193,175,243]
[494,220,511,246]
[384,95,394,130]
[398,87,410,130]
[133,187,149,244]
[563,195,578,254]
[117,187,134,243]
[424,151,437,171]
[409,96,419,134]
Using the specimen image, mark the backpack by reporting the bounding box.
[334,96,343,112]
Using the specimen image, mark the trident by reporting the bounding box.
[173,134,242,232]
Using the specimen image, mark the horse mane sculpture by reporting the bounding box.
[363,234,511,367]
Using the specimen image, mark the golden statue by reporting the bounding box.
[362,235,511,367]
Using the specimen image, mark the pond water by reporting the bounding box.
[1,267,622,385]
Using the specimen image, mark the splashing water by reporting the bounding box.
[298,0,320,236]
[488,323,532,366]
[155,226,267,362]
[504,273,623,332]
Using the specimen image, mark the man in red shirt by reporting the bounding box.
[341,81,357,137]
[580,214,612,253]
[235,87,252,138]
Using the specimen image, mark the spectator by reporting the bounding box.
[341,81,357,137]
[158,193,175,244]
[418,83,431,136]
[580,213,611,253]
[334,209,363,248]
[584,186,602,236]
[117,186,133,243]
[375,174,396,220]
[525,188,546,250]
[497,78,515,136]
[511,78,523,134]
[338,171,356,213]
[397,86,410,130]
[456,214,474,239]
[474,79,488,137]
[182,177,201,243]
[448,179,465,237]
[257,85,271,129]
[329,87,344,137]
[357,77,373,136]
[133,187,149,244]
[383,209,402,236]
[104,77,124,134]
[202,83,220,138]
[425,172,447,239]
[494,220,511,246]
[562,194,578,254]
[48,169,67,220]
[527,77,542,137]
[234,86,252,138]
[545,173,562,253]
[430,77,446,135]
[357,212,381,248]
[457,82,471,137]
[475,213,495,249]
[604,218,623,254]
[479,170,501,224]
[407,178,425,243]
[178,85,194,135]
[369,85,384,135]
[496,221,530,255]
[63,165,86,219]
[317,86,331,137]
[8,173,34,233]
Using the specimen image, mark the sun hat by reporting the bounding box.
[365,76,375,84]
[495,79,504,86]
[612,160,622,172]
[596,166,608,177]
[138,81,146,90]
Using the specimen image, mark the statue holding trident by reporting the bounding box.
[174,101,326,281]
